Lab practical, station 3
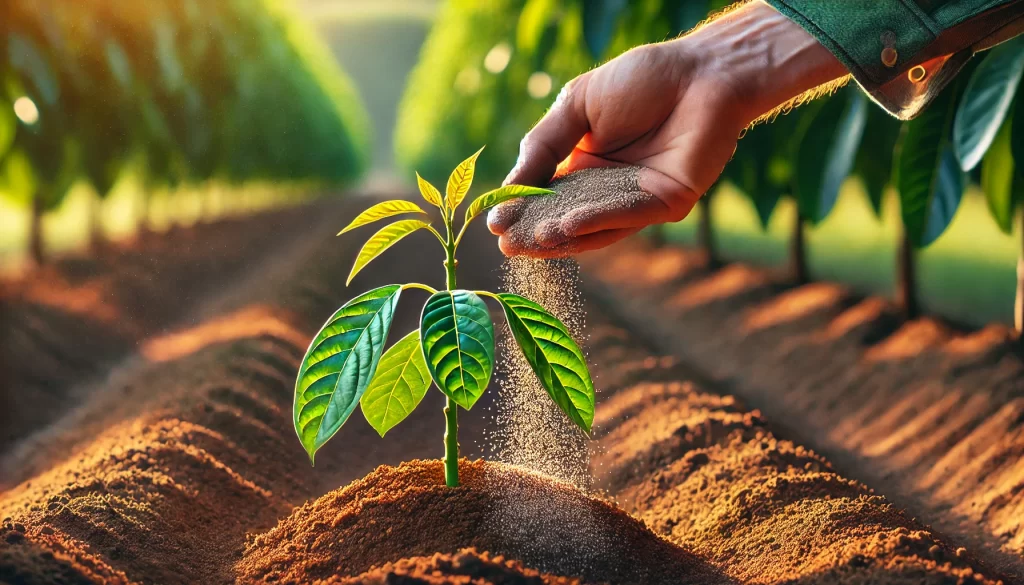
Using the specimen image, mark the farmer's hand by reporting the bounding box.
[488,0,847,257]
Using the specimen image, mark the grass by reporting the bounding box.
[665,179,1019,328]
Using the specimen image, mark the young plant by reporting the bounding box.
[293,147,596,487]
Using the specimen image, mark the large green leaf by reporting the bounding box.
[795,89,867,224]
[496,293,595,433]
[854,107,902,218]
[420,290,495,409]
[465,184,553,224]
[294,285,402,463]
[347,219,431,285]
[897,81,966,248]
[338,200,428,235]
[1013,94,1024,179]
[446,147,484,211]
[360,330,431,437]
[582,0,628,60]
[981,117,1016,233]
[953,36,1024,171]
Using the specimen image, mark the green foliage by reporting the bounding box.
[347,219,432,285]
[981,117,1017,233]
[360,330,432,437]
[496,293,595,432]
[421,290,496,409]
[2,0,369,214]
[953,36,1024,171]
[794,88,867,224]
[294,284,402,464]
[897,80,967,248]
[338,200,428,235]
[294,151,595,485]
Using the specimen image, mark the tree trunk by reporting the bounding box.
[898,231,919,319]
[29,191,44,267]
[88,192,104,254]
[790,206,809,285]
[698,194,720,269]
[1015,212,1023,338]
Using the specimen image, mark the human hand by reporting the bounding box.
[488,0,847,257]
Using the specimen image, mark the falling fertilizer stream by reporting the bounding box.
[479,167,650,577]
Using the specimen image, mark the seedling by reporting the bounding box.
[293,147,595,487]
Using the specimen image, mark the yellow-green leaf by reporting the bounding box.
[347,219,430,285]
[465,184,553,224]
[446,146,485,211]
[416,172,443,208]
[360,329,431,437]
[337,200,428,235]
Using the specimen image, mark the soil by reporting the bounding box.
[336,549,580,584]
[579,238,1024,581]
[236,459,723,585]
[0,198,1016,585]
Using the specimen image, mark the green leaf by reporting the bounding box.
[496,293,595,433]
[953,36,1024,171]
[446,147,485,211]
[416,171,443,208]
[1013,95,1024,179]
[517,0,557,55]
[360,330,431,437]
[897,81,966,248]
[670,0,710,33]
[465,185,553,224]
[338,200,428,235]
[982,117,1016,233]
[794,89,868,224]
[348,219,431,285]
[582,0,628,60]
[294,285,402,463]
[0,97,14,159]
[854,107,902,218]
[8,34,60,106]
[420,290,495,409]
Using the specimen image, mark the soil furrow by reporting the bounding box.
[579,239,1024,581]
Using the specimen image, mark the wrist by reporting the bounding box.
[678,0,848,125]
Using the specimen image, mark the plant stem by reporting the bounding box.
[442,240,460,487]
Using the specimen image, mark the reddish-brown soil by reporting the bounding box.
[0,201,1015,584]
[336,549,580,584]
[0,206,328,456]
[237,459,723,584]
[580,238,1024,581]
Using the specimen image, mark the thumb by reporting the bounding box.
[503,75,591,187]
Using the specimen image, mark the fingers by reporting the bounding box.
[503,75,591,188]
[498,227,641,259]
[486,198,527,235]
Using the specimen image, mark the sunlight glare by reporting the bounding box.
[484,43,512,74]
[527,72,553,99]
[13,97,39,125]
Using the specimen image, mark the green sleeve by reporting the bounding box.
[765,0,1024,118]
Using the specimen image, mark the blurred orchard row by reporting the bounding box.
[1,0,369,263]
[396,0,1024,326]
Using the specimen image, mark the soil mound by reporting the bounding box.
[334,548,579,584]
[237,459,727,585]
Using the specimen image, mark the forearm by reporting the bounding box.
[672,1,849,125]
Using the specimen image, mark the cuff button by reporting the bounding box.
[881,47,898,68]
